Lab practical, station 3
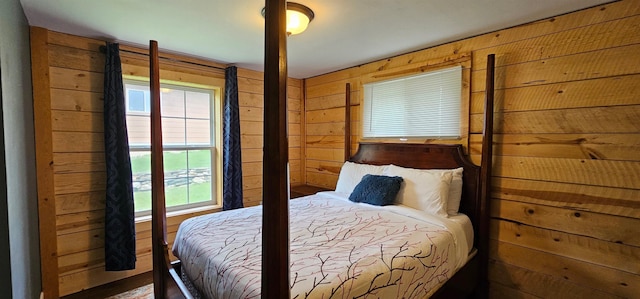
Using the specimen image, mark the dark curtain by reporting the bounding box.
[103,42,136,271]
[223,66,244,210]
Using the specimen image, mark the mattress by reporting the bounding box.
[172,191,474,298]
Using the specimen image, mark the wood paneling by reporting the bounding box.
[49,67,103,93]
[470,106,640,134]
[492,199,640,247]
[55,191,105,215]
[50,89,103,112]
[32,28,303,296]
[470,74,640,114]
[58,253,152,296]
[495,156,640,189]
[469,133,640,161]
[236,69,304,207]
[302,1,640,297]
[492,218,639,276]
[53,152,105,173]
[494,177,640,218]
[490,241,640,298]
[489,260,621,299]
[31,26,60,299]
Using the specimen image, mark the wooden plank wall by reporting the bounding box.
[303,1,640,298]
[236,68,303,206]
[31,28,302,296]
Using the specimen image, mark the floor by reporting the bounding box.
[61,272,153,299]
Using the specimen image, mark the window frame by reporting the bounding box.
[359,53,471,147]
[122,75,224,218]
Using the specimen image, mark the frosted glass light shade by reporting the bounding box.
[286,9,310,35]
[262,2,315,36]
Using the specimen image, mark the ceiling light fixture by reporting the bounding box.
[261,2,315,36]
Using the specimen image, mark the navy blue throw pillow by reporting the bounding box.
[349,174,403,206]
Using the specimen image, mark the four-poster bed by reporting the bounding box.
[148,1,495,297]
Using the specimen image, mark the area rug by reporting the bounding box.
[105,283,153,299]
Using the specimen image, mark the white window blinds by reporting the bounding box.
[362,65,462,138]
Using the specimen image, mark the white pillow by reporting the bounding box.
[335,162,388,195]
[384,164,453,217]
[431,167,464,215]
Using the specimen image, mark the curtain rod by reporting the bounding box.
[98,45,227,71]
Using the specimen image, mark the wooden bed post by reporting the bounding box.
[345,83,351,161]
[150,39,168,298]
[150,40,190,299]
[478,54,495,298]
[262,0,290,298]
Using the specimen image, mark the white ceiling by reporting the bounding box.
[20,0,612,79]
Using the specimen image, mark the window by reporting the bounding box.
[126,88,150,113]
[362,65,462,139]
[125,80,219,214]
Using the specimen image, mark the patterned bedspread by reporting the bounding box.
[172,192,471,299]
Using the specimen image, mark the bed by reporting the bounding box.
[149,2,495,298]
[172,142,483,299]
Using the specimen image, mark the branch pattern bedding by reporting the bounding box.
[172,191,472,299]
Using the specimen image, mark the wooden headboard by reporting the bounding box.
[349,142,483,248]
